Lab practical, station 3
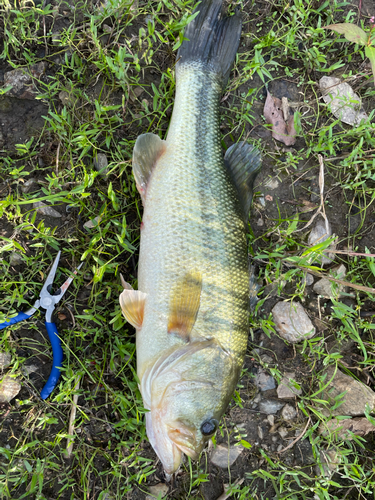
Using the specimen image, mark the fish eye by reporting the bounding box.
[201,418,218,436]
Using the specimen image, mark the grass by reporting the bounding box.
[1,0,375,498]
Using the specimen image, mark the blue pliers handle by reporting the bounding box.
[1,251,82,399]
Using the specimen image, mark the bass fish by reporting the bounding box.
[120,0,261,475]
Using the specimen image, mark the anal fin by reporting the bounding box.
[224,142,262,221]
[133,133,166,201]
[168,271,202,341]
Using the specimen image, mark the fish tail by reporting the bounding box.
[177,0,242,86]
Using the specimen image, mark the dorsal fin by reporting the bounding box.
[168,271,202,341]
[132,133,166,201]
[224,142,262,221]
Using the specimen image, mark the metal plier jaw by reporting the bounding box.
[0,251,82,400]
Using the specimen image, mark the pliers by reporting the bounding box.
[0,251,82,399]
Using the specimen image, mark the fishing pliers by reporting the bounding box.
[0,251,82,399]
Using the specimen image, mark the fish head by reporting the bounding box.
[141,339,237,474]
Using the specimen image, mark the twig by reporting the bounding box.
[66,376,81,458]
[56,142,60,174]
[278,417,311,454]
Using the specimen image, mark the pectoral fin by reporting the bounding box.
[224,141,262,221]
[133,133,166,201]
[168,271,202,341]
[119,283,147,329]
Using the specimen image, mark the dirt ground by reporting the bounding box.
[1,0,375,499]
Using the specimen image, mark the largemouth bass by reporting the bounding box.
[120,0,261,475]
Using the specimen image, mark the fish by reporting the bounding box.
[119,0,262,475]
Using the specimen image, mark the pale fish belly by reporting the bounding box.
[136,63,250,384]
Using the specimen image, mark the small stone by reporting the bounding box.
[0,376,21,402]
[282,404,297,421]
[258,425,264,440]
[278,426,288,439]
[129,86,144,102]
[277,444,284,452]
[211,444,244,468]
[303,273,314,286]
[83,215,102,230]
[22,364,39,376]
[145,483,169,500]
[255,369,276,391]
[318,448,341,477]
[260,354,273,364]
[58,90,75,106]
[265,178,279,190]
[313,264,347,299]
[93,153,109,177]
[0,353,12,369]
[259,399,285,414]
[307,219,335,265]
[21,178,37,193]
[272,301,316,343]
[321,367,375,417]
[277,372,302,399]
[33,202,62,218]
[264,280,285,297]
[258,197,266,208]
[256,218,264,226]
[267,415,275,426]
[9,252,23,266]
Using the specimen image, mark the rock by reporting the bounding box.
[281,404,297,421]
[307,219,335,265]
[4,63,46,99]
[83,215,102,230]
[0,353,12,369]
[303,273,314,286]
[267,415,275,426]
[211,444,244,468]
[9,252,23,266]
[313,264,347,299]
[145,483,169,500]
[22,364,39,376]
[321,367,375,416]
[21,178,37,193]
[58,90,76,107]
[93,153,109,177]
[129,86,144,102]
[33,202,62,218]
[319,76,368,126]
[318,448,341,478]
[319,417,375,440]
[260,354,273,364]
[258,425,264,440]
[259,399,285,414]
[254,369,276,391]
[265,178,279,190]
[272,301,316,343]
[0,376,21,402]
[277,372,302,399]
[264,280,285,297]
[278,426,288,439]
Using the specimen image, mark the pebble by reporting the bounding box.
[322,367,375,416]
[83,215,102,230]
[313,264,347,299]
[0,352,12,369]
[258,425,264,440]
[130,86,144,102]
[255,369,276,391]
[22,364,39,376]
[260,354,273,364]
[278,426,288,439]
[303,273,314,286]
[93,153,109,177]
[264,178,279,190]
[259,399,285,414]
[9,252,23,266]
[4,63,46,99]
[33,202,62,218]
[0,376,21,402]
[307,218,335,265]
[281,404,297,421]
[211,444,244,468]
[146,483,169,500]
[267,415,275,426]
[272,301,316,343]
[277,372,302,399]
[21,178,37,193]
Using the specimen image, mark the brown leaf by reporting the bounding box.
[264,92,296,146]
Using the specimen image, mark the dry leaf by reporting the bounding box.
[319,76,368,126]
[264,91,296,146]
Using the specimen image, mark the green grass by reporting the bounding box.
[1,0,375,498]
